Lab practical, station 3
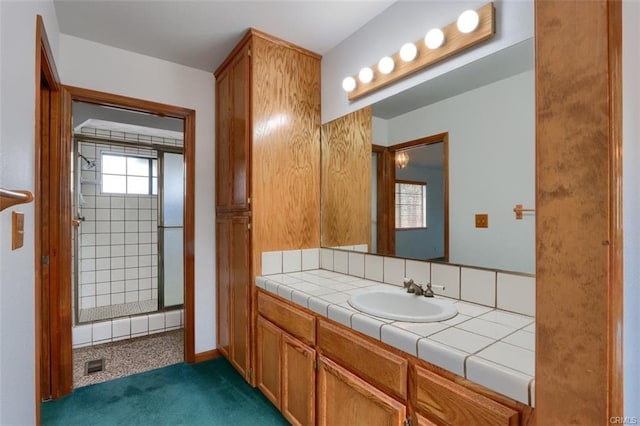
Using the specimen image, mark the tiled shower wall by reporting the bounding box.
[77,142,158,311]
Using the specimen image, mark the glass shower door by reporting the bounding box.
[159,152,184,308]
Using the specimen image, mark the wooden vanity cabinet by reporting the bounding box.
[215,28,321,385]
[409,364,521,426]
[215,215,251,377]
[317,356,406,426]
[256,292,317,425]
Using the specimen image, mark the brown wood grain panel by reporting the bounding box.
[256,316,282,409]
[317,319,407,401]
[216,217,231,358]
[535,0,621,421]
[321,107,372,248]
[282,333,316,426]
[411,364,518,425]
[215,69,232,209]
[257,291,316,345]
[230,215,251,378]
[250,35,322,277]
[317,356,406,426]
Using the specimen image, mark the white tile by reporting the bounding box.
[81,271,95,284]
[125,245,138,256]
[497,273,535,316]
[478,310,534,329]
[81,296,96,309]
[454,301,493,317]
[301,248,320,270]
[348,252,365,278]
[475,341,535,376]
[81,284,96,297]
[431,263,460,299]
[502,330,535,351]
[80,259,95,272]
[364,255,383,282]
[380,325,420,356]
[148,313,165,331]
[318,293,350,304]
[95,196,110,209]
[111,245,125,257]
[111,292,125,305]
[354,244,368,252]
[465,356,531,404]
[81,246,96,259]
[320,248,334,270]
[456,318,517,340]
[111,197,125,208]
[125,222,138,233]
[125,269,139,280]
[125,233,139,245]
[261,251,282,275]
[282,250,302,273]
[391,321,449,337]
[429,327,494,353]
[327,304,355,327]
[111,209,125,221]
[165,310,181,328]
[276,285,294,301]
[351,314,385,340]
[125,291,139,303]
[96,209,110,221]
[72,325,92,346]
[96,294,110,307]
[112,318,131,340]
[95,221,110,234]
[333,250,348,274]
[112,221,125,233]
[125,198,138,209]
[92,321,112,342]
[96,282,110,295]
[405,260,430,286]
[131,315,149,336]
[96,258,110,270]
[96,246,110,258]
[523,322,535,333]
[417,339,467,377]
[96,270,110,283]
[111,269,125,282]
[308,297,331,317]
[460,267,496,307]
[265,279,280,294]
[383,257,405,286]
[530,380,536,407]
[291,290,310,308]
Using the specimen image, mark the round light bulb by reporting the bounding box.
[424,28,445,49]
[457,10,480,33]
[342,76,356,92]
[378,56,395,74]
[399,43,418,62]
[358,67,374,84]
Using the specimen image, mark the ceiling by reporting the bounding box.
[54,0,395,72]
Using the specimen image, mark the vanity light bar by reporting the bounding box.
[343,2,495,101]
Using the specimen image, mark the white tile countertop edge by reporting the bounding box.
[257,269,535,407]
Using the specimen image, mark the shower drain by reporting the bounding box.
[85,359,105,375]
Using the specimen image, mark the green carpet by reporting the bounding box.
[41,358,288,426]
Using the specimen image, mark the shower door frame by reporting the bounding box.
[48,85,197,400]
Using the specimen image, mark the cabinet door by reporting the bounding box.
[256,316,281,408]
[215,217,231,358]
[229,215,251,378]
[282,334,315,426]
[317,356,406,426]
[215,43,250,212]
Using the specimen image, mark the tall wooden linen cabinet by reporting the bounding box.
[214,29,321,383]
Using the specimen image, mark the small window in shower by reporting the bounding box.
[101,153,158,195]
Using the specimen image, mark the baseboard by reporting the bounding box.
[194,349,220,363]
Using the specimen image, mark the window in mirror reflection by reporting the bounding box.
[395,180,427,229]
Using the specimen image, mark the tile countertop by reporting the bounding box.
[256,269,535,407]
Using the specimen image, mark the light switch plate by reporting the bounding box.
[475,214,488,228]
[12,211,25,250]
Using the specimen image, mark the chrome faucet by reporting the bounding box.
[423,282,446,298]
[403,278,424,296]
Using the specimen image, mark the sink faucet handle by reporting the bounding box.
[403,278,414,289]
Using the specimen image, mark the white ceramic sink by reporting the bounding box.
[347,288,458,322]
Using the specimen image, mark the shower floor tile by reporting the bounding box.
[73,329,183,388]
[79,299,158,322]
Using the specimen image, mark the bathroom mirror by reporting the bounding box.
[321,38,535,274]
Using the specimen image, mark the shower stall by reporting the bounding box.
[71,119,185,347]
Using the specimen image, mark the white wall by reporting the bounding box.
[0,2,60,424]
[386,70,534,273]
[623,0,640,415]
[58,34,216,354]
[321,0,534,123]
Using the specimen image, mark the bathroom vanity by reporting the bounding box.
[255,267,535,425]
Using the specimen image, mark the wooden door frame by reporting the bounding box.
[35,14,63,423]
[375,133,449,261]
[38,82,197,407]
